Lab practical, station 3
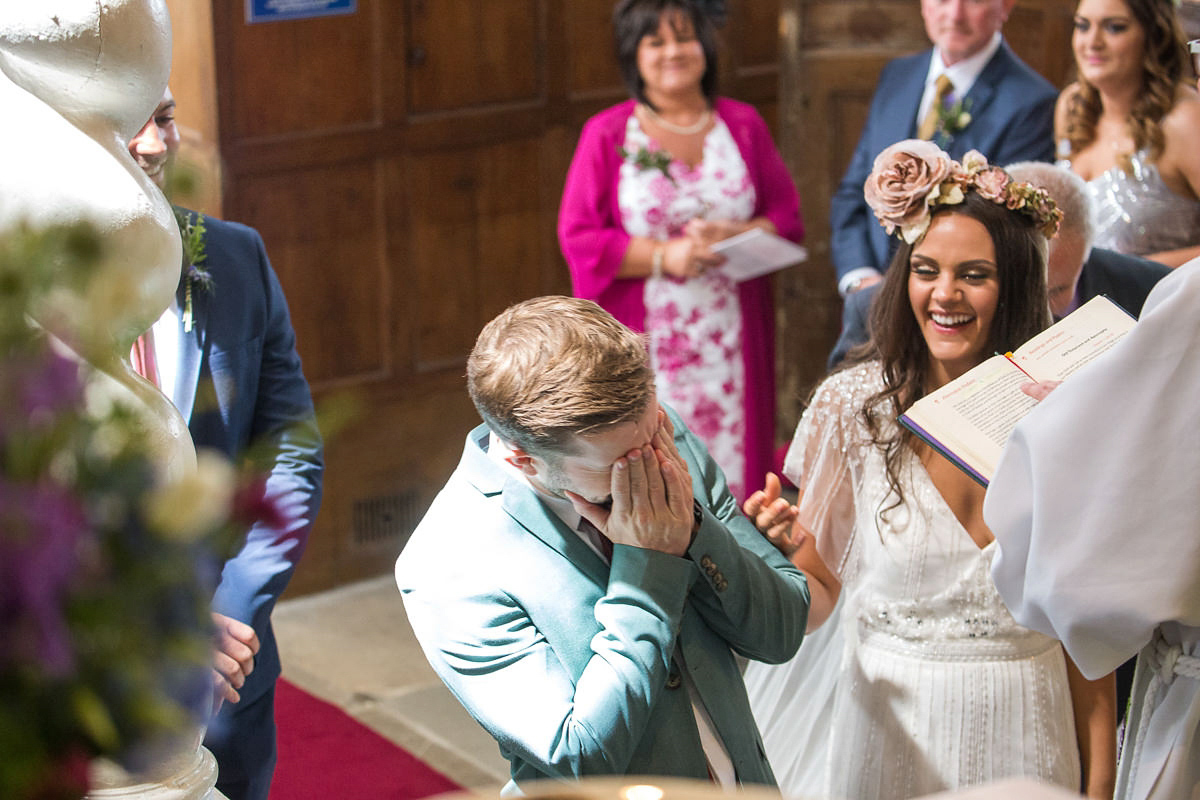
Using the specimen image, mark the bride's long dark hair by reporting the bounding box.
[845,191,1051,517]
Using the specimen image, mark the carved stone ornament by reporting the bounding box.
[0,0,194,483]
[0,2,216,798]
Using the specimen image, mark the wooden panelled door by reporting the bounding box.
[168,0,787,596]
[775,0,1078,433]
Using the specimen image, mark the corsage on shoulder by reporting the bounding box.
[174,208,212,332]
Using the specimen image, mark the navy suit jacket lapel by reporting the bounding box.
[461,427,611,586]
[961,45,1006,128]
[949,42,1013,153]
[892,51,932,140]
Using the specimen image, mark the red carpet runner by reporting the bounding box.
[270,678,465,799]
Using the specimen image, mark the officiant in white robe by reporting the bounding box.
[985,256,1200,800]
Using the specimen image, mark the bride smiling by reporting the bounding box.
[743,141,1116,800]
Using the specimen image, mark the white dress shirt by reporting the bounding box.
[150,296,181,402]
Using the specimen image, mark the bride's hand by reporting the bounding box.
[743,472,805,556]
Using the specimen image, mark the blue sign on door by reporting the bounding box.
[246,0,356,24]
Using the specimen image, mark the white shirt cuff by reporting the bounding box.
[838,267,883,297]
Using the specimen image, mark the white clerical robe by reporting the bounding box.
[986,257,1200,800]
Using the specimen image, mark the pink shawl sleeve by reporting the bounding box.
[557,100,647,330]
[720,99,803,493]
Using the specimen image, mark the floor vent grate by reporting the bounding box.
[352,491,421,549]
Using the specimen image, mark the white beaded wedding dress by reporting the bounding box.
[744,362,1081,800]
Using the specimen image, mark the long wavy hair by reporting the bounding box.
[845,192,1051,517]
[1064,0,1189,171]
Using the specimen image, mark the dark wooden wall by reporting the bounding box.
[175,0,786,596]
[166,0,1086,597]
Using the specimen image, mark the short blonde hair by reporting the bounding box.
[467,296,654,456]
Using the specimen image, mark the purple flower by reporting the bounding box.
[0,480,87,676]
[232,475,289,534]
[19,351,83,421]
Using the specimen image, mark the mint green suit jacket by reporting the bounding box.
[396,408,809,792]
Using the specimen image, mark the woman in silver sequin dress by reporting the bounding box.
[741,143,1116,800]
[1058,0,1200,265]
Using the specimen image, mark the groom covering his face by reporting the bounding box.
[396,296,810,793]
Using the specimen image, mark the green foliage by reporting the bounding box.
[0,222,245,798]
[617,144,676,185]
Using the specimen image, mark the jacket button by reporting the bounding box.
[700,555,713,569]
[666,671,682,690]
[716,578,728,592]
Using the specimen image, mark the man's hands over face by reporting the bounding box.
[568,410,695,557]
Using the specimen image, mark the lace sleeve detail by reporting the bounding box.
[782,363,879,578]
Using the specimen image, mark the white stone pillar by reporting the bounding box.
[88,742,220,800]
[2,4,215,797]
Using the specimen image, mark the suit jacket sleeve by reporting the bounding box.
[669,406,810,664]
[558,103,636,308]
[208,222,324,681]
[827,283,877,370]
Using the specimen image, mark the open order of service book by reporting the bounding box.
[710,228,808,282]
[899,295,1136,487]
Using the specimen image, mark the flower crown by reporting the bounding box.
[864,139,1063,244]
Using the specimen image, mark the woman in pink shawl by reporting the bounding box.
[557,0,803,500]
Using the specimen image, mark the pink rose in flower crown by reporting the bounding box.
[864,139,956,243]
[960,150,989,173]
[972,166,1010,203]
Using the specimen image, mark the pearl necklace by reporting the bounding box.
[640,104,712,135]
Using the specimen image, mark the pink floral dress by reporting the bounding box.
[617,114,757,498]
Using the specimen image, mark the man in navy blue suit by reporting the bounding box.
[831,0,1057,297]
[828,161,1171,369]
[129,89,324,800]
